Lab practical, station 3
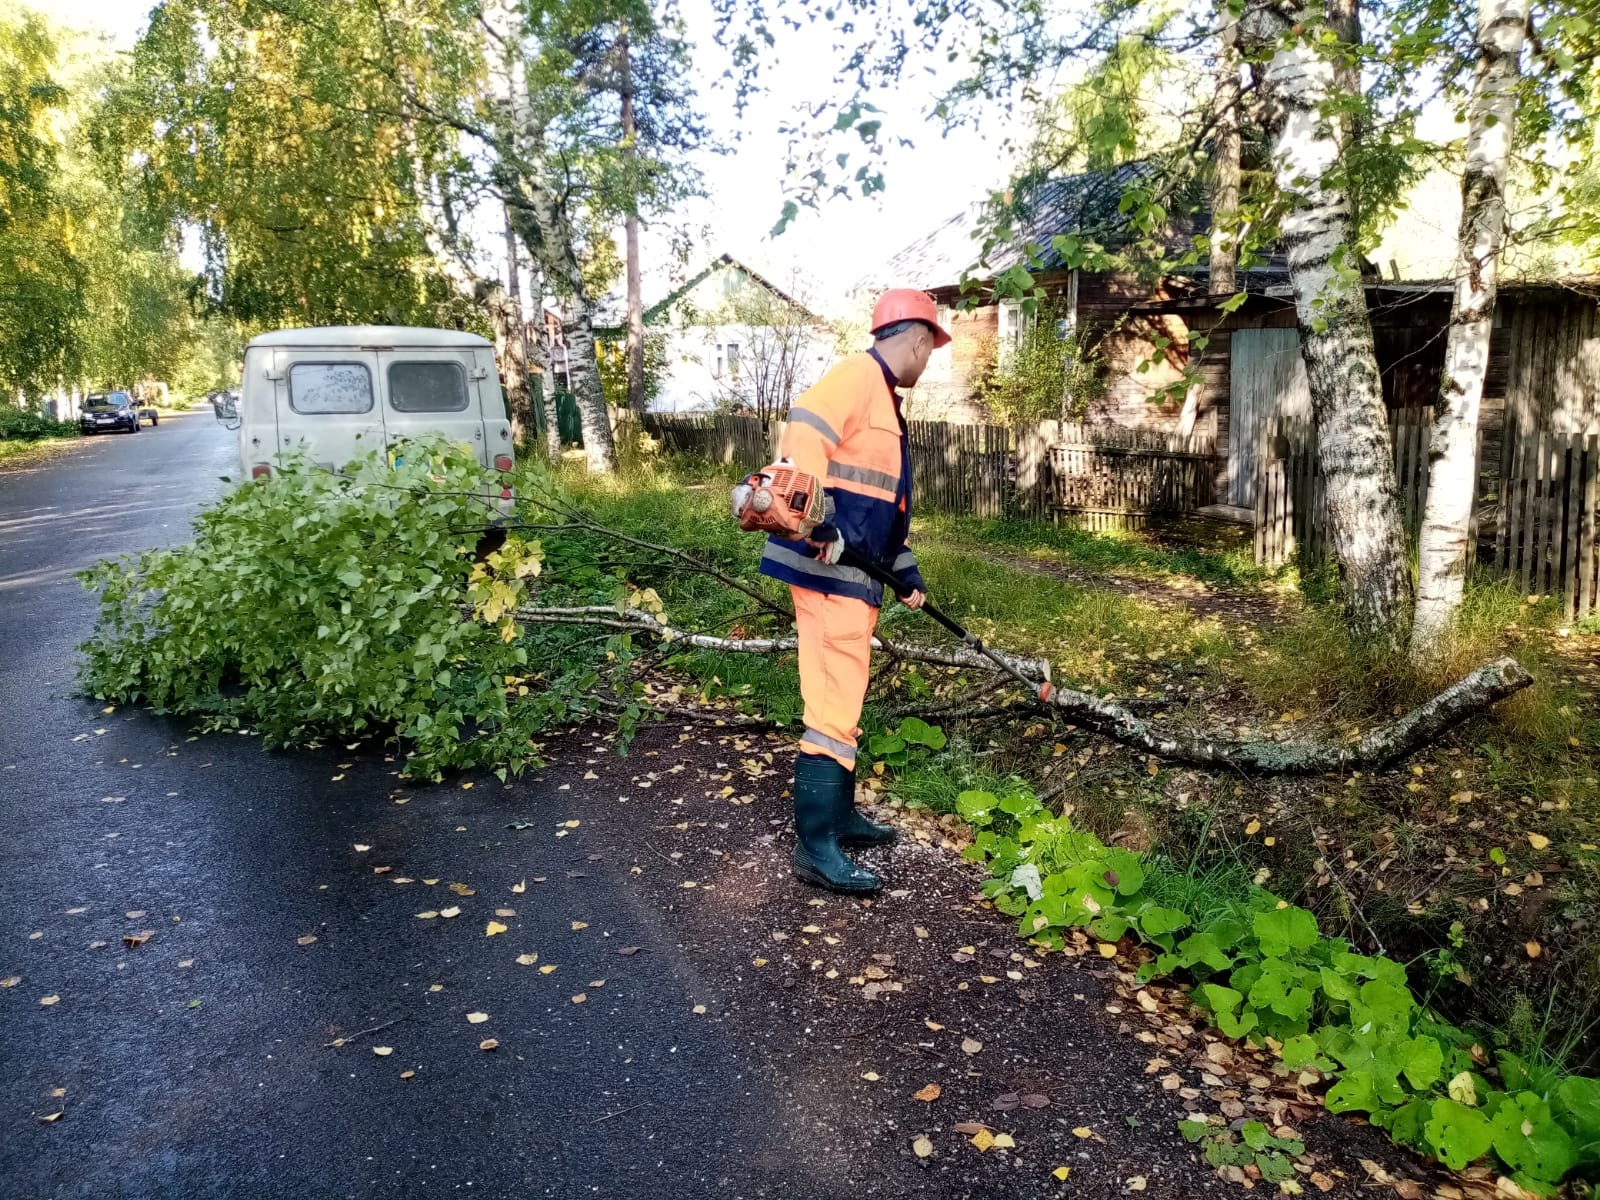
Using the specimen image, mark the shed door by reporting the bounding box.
[1229,328,1311,507]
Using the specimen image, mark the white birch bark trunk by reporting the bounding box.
[481,0,617,473]
[1210,16,1241,297]
[1410,0,1528,662]
[1240,1,1411,639]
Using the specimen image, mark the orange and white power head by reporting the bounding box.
[731,459,827,539]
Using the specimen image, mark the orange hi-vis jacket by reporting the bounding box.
[759,349,925,606]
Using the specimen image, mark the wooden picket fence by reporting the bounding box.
[641,412,1218,527]
[1256,408,1600,620]
[1497,429,1600,617]
[1256,408,1442,566]
[1042,425,1215,530]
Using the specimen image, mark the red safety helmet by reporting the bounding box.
[871,288,952,348]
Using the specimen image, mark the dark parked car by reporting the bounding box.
[80,392,148,434]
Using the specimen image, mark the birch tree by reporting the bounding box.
[1409,0,1529,661]
[1234,0,1410,638]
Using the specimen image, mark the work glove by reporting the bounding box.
[807,522,845,565]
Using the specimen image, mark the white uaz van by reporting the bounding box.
[222,326,516,519]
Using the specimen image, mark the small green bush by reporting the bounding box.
[79,444,577,779]
[0,404,77,442]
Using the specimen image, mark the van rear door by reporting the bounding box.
[378,348,487,465]
[277,351,385,471]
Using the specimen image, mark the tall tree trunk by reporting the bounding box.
[619,29,647,414]
[1411,0,1528,661]
[479,0,615,473]
[500,206,534,446]
[527,271,563,459]
[1210,16,1241,296]
[1239,0,1410,639]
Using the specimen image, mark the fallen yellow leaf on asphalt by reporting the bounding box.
[372,1046,393,1057]
[961,1038,983,1054]
[571,921,588,931]
[563,820,579,828]
[516,953,538,966]
[428,984,443,992]
[38,1112,62,1124]
[992,1133,1015,1149]
[1053,1167,1070,1181]
[1528,832,1551,851]
[861,1071,880,1082]
[415,911,439,920]
[448,883,475,896]
[423,879,440,886]
[466,1012,489,1024]
[925,1020,944,1032]
[439,907,461,919]
[479,1039,498,1051]
[1072,1126,1092,1139]
[589,980,605,988]
[39,995,59,1006]
[692,1004,707,1014]
[511,880,526,894]
[571,994,587,1004]
[970,1128,995,1152]
[401,1070,416,1080]
[296,935,317,946]
[1526,940,1543,958]
[0,976,18,988]
[912,1135,934,1159]
[495,908,516,918]
[1127,1177,1147,1192]
[539,964,558,974]
[1244,819,1261,836]
[1097,943,1118,958]
[485,921,508,938]
[914,1083,942,1102]
[353,844,371,852]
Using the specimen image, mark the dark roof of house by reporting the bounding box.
[877,162,1214,294]
[592,253,814,333]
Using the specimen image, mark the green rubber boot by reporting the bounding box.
[792,752,880,895]
[834,760,898,848]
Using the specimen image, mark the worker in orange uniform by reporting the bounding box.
[760,289,951,894]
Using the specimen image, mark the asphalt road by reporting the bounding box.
[0,415,1420,1200]
[0,418,799,1199]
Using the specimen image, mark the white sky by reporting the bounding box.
[53,0,1008,319]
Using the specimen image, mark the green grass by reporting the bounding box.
[915,511,1270,588]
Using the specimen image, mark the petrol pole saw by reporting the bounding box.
[732,461,1053,705]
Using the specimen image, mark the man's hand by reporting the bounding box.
[900,589,925,609]
[807,523,845,566]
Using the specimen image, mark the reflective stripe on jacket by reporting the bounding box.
[759,351,926,606]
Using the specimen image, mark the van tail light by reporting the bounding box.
[251,463,272,480]
[493,455,513,472]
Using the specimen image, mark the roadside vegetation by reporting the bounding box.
[0,405,78,465]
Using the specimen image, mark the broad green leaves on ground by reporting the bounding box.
[959,785,1600,1192]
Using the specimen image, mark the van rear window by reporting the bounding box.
[388,361,470,413]
[288,363,374,414]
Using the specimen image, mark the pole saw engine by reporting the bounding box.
[730,459,827,539]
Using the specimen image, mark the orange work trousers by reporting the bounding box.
[792,586,879,768]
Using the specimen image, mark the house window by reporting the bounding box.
[997,300,1024,365]
[725,343,740,377]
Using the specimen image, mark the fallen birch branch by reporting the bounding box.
[512,605,1053,678]
[512,605,1533,774]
